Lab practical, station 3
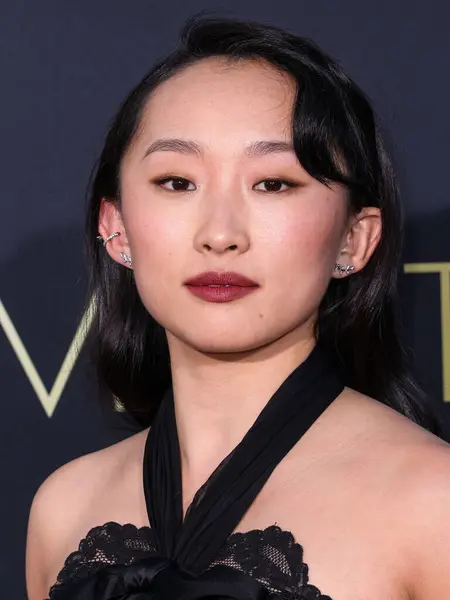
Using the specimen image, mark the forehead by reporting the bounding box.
[136,58,296,144]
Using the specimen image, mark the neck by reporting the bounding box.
[166,326,316,508]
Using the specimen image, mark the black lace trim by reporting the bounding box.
[48,522,331,600]
[48,522,157,596]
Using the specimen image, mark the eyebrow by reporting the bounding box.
[142,138,295,160]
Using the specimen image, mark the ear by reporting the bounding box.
[333,206,382,279]
[97,198,132,268]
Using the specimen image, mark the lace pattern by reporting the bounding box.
[48,522,331,599]
[48,522,157,596]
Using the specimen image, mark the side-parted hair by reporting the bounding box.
[84,14,439,432]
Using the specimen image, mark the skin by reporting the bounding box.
[26,58,450,600]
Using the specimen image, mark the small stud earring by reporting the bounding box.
[334,263,355,276]
[120,252,133,268]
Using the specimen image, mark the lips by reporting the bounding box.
[184,271,259,287]
[184,271,259,303]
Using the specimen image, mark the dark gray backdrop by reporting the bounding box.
[1,1,449,598]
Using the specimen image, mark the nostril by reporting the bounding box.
[202,243,239,252]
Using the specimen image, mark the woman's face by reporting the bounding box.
[115,58,351,354]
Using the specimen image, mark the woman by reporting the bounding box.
[26,14,450,600]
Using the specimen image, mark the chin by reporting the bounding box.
[196,341,261,356]
[171,326,272,356]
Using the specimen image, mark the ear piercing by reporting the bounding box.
[97,232,349,276]
[334,263,355,276]
[120,252,133,267]
[96,231,133,268]
[96,232,121,246]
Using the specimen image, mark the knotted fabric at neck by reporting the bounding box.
[144,343,344,576]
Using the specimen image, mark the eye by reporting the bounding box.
[154,177,196,192]
[253,179,298,193]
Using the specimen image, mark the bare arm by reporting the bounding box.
[25,453,101,600]
[400,444,450,599]
[26,480,54,600]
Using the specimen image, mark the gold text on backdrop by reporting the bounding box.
[0,296,96,417]
[404,262,450,402]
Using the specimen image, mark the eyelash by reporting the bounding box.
[153,176,299,193]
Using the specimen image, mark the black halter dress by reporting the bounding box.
[48,344,344,600]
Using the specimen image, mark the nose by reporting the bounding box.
[193,193,250,256]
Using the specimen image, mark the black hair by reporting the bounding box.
[83,14,439,432]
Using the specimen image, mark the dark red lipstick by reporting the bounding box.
[184,271,259,303]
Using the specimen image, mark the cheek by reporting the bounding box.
[123,186,185,265]
[268,204,342,275]
[122,204,186,315]
[259,200,344,321]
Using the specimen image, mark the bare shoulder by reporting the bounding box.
[29,427,149,526]
[334,386,445,452]
[391,438,450,600]
[337,389,450,599]
[26,428,149,600]
[388,425,450,600]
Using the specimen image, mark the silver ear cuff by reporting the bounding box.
[334,263,355,276]
[96,231,133,268]
[96,232,120,246]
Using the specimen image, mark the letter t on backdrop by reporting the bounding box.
[404,262,450,402]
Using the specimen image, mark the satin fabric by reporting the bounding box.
[50,557,269,600]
